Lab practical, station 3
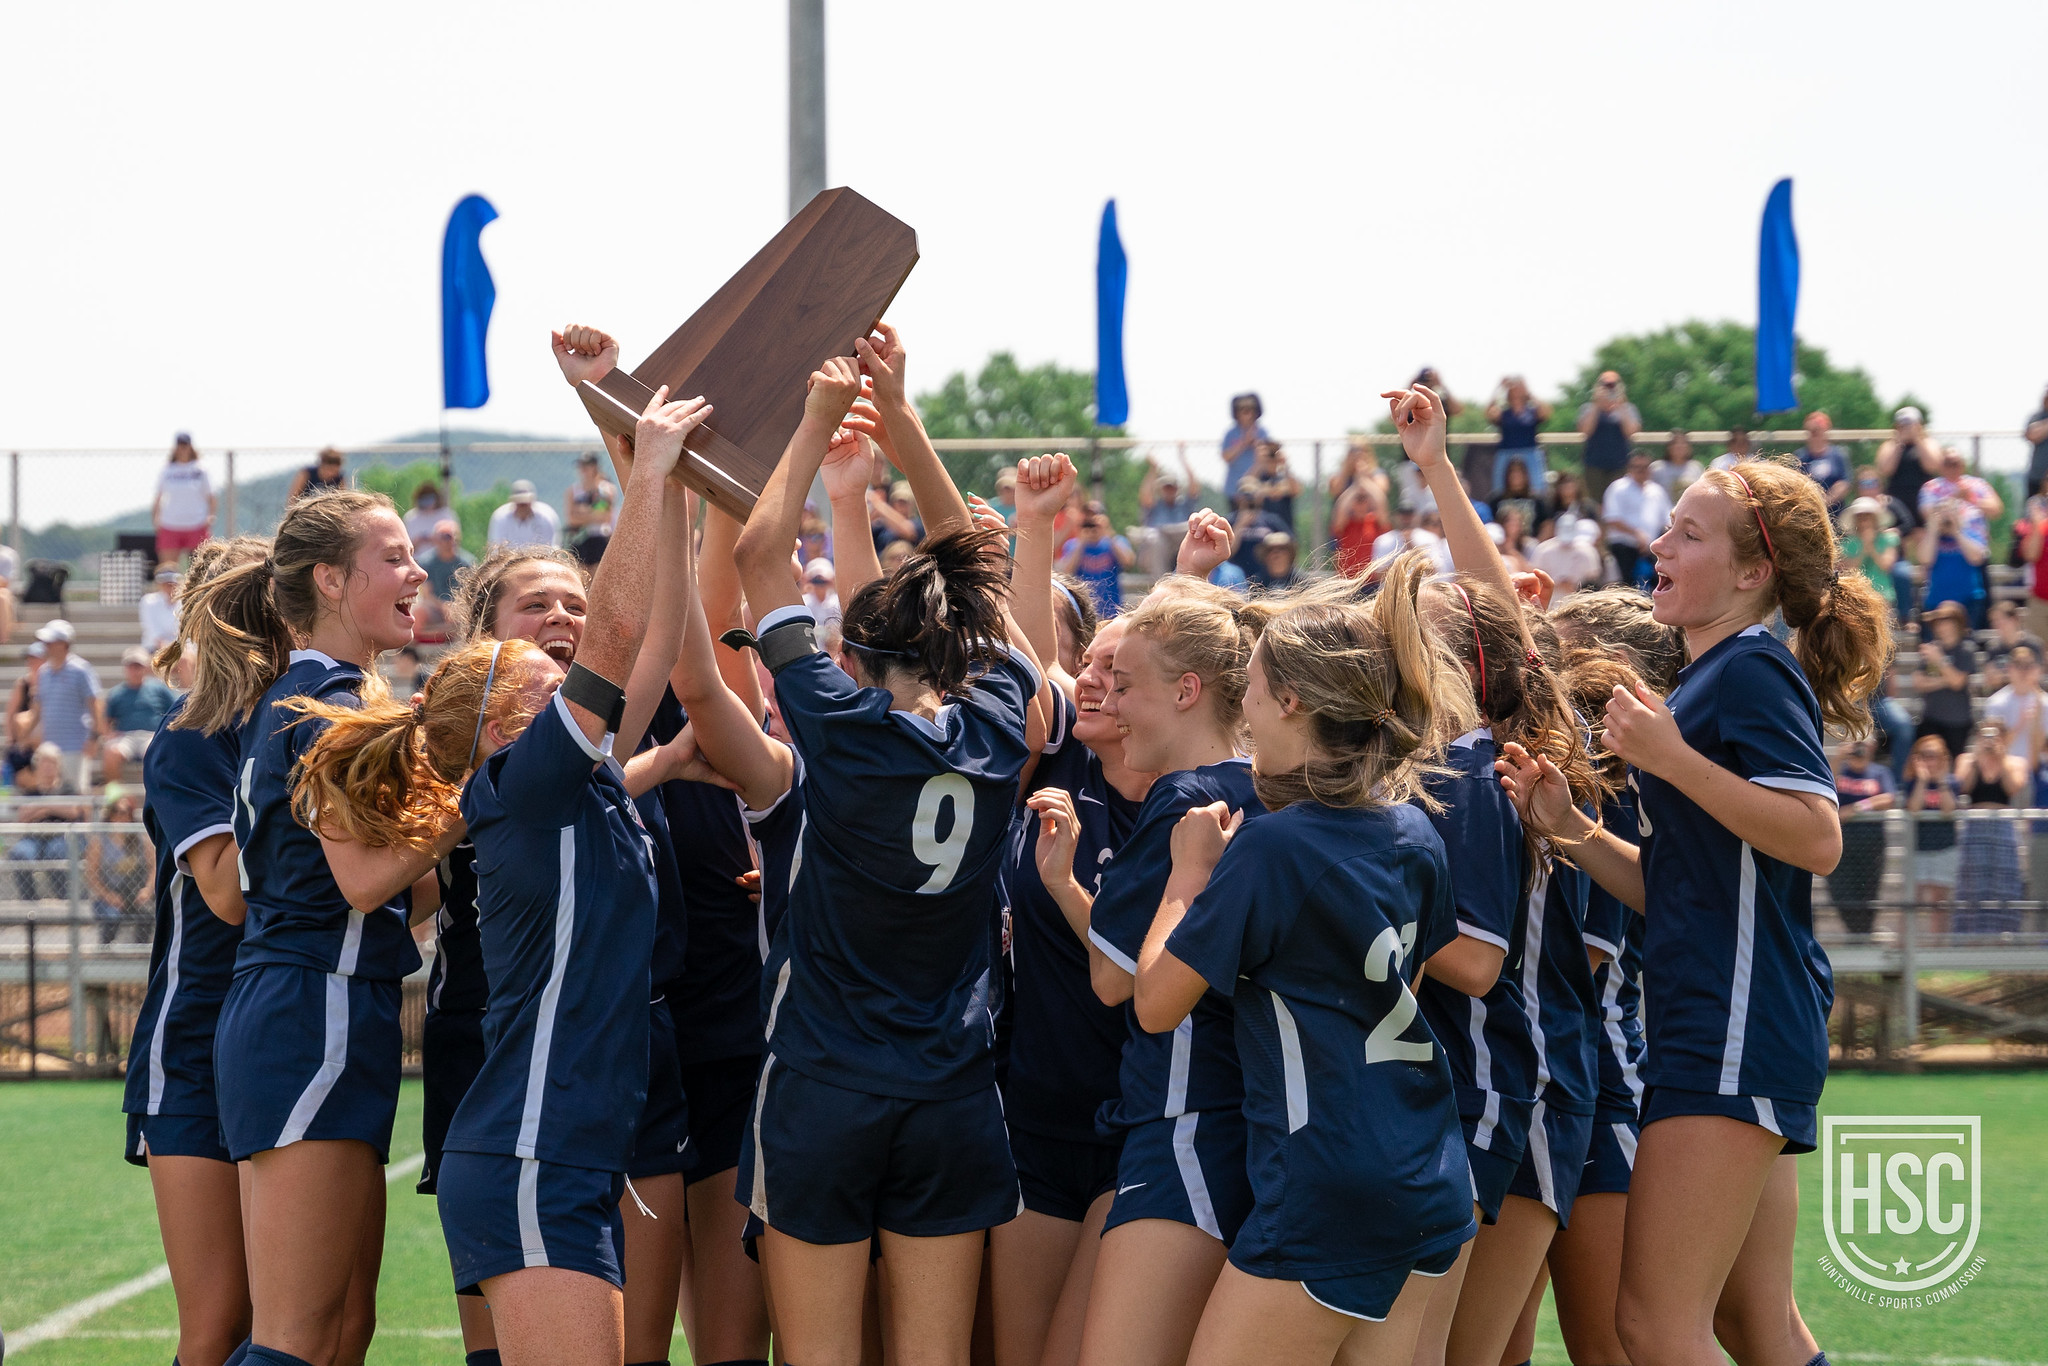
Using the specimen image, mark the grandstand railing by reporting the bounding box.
[2,807,2046,1077]
[3,428,2034,556]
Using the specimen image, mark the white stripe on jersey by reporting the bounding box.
[1171,1112,1222,1240]
[1269,992,1309,1133]
[1521,865,1551,1097]
[145,873,185,1115]
[1613,1122,1638,1169]
[764,958,793,1041]
[517,1158,548,1267]
[277,973,350,1147]
[748,1054,777,1222]
[1163,1018,1194,1118]
[1467,995,1499,1152]
[1087,927,1137,974]
[336,909,365,977]
[1719,843,1759,1095]
[516,828,578,1159]
[1599,949,1643,1109]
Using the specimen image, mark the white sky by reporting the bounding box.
[3,0,2045,526]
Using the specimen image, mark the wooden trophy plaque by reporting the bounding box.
[579,187,919,522]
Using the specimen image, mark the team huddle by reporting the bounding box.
[114,321,1891,1366]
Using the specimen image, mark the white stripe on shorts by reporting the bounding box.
[1528,1098,1556,1213]
[1171,1112,1221,1240]
[145,873,185,1114]
[749,1054,777,1223]
[276,972,351,1148]
[1752,1096,1781,1136]
[518,1158,548,1268]
[1613,1122,1637,1169]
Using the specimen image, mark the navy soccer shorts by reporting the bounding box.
[438,1150,626,1291]
[1101,1110,1252,1246]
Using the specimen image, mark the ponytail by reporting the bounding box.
[839,526,1012,697]
[154,534,274,691]
[1707,460,1892,736]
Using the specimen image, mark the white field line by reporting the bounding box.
[8,1151,425,1353]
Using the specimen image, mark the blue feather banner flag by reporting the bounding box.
[442,194,499,410]
[1095,200,1129,426]
[1756,178,1799,413]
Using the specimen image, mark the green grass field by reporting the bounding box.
[2,1073,2042,1364]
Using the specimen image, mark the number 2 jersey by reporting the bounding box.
[1166,800,1473,1279]
[1636,625,1836,1105]
[761,619,1041,1102]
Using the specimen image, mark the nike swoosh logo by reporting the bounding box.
[1117,1182,1146,1194]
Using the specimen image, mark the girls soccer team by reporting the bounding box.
[117,326,1888,1366]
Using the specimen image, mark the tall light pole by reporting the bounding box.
[788,0,826,218]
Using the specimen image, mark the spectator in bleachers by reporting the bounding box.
[0,539,15,659]
[402,480,447,547]
[1920,444,2004,534]
[417,519,474,605]
[386,645,424,697]
[1839,496,1901,615]
[1059,501,1135,614]
[1830,738,1896,935]
[1229,478,1292,581]
[799,500,834,564]
[1139,453,1202,529]
[1797,411,1852,511]
[1651,430,1705,503]
[1328,472,1387,577]
[1912,603,1980,760]
[28,621,101,792]
[1370,505,1452,576]
[1914,490,1990,627]
[1708,426,1756,472]
[286,445,348,504]
[1489,457,1546,534]
[1954,719,2030,935]
[1601,449,1670,589]
[151,434,214,566]
[869,479,924,552]
[5,642,42,785]
[84,788,152,944]
[1877,406,1941,533]
[138,566,180,656]
[1221,392,1270,495]
[1250,531,1300,592]
[801,559,842,624]
[1981,645,2048,759]
[1575,370,1641,501]
[486,479,561,549]
[1547,469,1600,537]
[1246,442,1302,528]
[9,742,84,900]
[2014,491,2048,643]
[99,646,175,786]
[1904,734,1960,937]
[2026,385,2048,500]
[1981,602,2046,694]
[878,538,912,576]
[1853,467,1919,614]
[990,468,1019,527]
[1532,514,1604,600]
[565,451,619,566]
[1495,506,1536,575]
[1485,375,1551,496]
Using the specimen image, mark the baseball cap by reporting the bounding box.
[1895,405,1924,425]
[122,645,152,667]
[35,620,73,644]
[173,431,193,446]
[576,452,600,467]
[510,480,537,504]
[27,641,45,659]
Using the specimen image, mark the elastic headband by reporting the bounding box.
[467,639,506,769]
[1728,469,1777,565]
[1052,579,1086,625]
[1452,583,1487,709]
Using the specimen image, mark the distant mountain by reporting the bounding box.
[19,428,596,567]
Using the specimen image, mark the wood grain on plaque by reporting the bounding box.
[579,187,918,521]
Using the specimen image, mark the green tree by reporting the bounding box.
[915,353,1143,526]
[1547,320,1926,444]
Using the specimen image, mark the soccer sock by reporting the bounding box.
[221,1340,253,1366]
[242,1348,318,1366]
[465,1353,504,1366]
[1805,1355,1830,1366]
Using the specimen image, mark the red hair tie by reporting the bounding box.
[1452,583,1487,708]
[1728,469,1777,565]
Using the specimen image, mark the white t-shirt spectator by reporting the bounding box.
[156,464,213,531]
[1369,526,1453,577]
[140,591,180,653]
[1981,685,2048,758]
[1533,524,1605,595]
[486,501,561,550]
[1602,476,1672,549]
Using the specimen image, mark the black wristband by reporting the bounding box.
[561,662,627,733]
[756,617,819,674]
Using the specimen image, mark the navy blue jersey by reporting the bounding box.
[428,843,487,1014]
[444,693,659,1171]
[763,623,1040,1101]
[124,701,242,1119]
[1005,690,1143,1142]
[1520,854,1598,1114]
[1167,801,1472,1275]
[1092,758,1264,1129]
[233,651,419,981]
[1585,790,1644,1120]
[747,780,804,1034]
[1415,729,1539,1159]
[1637,625,1837,1104]
[630,752,688,989]
[649,689,762,1064]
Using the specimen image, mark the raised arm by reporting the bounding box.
[853,322,972,537]
[821,424,885,604]
[1383,383,1514,599]
[695,507,767,722]
[615,465,695,757]
[735,359,861,617]
[1011,453,1080,692]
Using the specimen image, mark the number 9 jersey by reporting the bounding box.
[762,622,1042,1102]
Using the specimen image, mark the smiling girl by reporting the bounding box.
[176,489,450,1366]
[1498,459,1888,1366]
